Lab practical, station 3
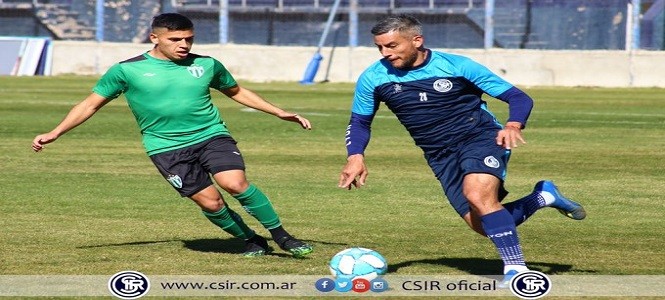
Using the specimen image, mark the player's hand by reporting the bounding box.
[338,154,368,190]
[496,122,526,150]
[278,112,312,130]
[32,133,58,152]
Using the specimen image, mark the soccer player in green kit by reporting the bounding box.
[31,13,313,258]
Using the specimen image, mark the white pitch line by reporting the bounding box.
[548,119,664,125]
[240,107,396,118]
[1,100,79,106]
[0,99,126,106]
[550,111,665,118]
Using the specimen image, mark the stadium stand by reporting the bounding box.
[0,0,93,40]
[0,0,662,50]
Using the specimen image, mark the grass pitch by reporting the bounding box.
[1,76,664,282]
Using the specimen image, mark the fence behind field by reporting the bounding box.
[0,0,663,50]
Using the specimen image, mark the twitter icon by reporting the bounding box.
[335,277,353,292]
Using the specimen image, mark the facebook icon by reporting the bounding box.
[315,278,335,292]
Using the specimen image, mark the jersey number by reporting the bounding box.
[419,92,428,102]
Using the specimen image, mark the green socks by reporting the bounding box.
[203,206,255,240]
[233,184,282,230]
[203,184,282,241]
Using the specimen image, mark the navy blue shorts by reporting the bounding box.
[149,135,246,197]
[426,129,511,217]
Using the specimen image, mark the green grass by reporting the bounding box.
[1,76,664,284]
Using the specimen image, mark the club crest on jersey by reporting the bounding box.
[484,156,500,168]
[393,84,403,93]
[167,174,183,188]
[433,79,453,92]
[187,64,205,78]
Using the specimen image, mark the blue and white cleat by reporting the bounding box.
[535,180,586,220]
[498,269,520,289]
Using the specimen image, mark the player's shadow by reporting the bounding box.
[182,237,345,258]
[388,257,597,275]
[78,237,336,259]
[77,239,182,248]
[182,238,299,257]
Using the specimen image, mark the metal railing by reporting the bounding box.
[171,0,479,10]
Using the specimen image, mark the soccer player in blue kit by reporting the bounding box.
[337,14,586,285]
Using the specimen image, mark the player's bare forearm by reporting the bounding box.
[228,86,282,114]
[32,93,108,152]
[227,86,312,129]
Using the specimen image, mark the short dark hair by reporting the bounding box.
[151,13,194,31]
[371,14,422,37]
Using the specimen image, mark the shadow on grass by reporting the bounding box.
[78,237,336,259]
[388,257,596,275]
[77,239,182,248]
[184,237,341,258]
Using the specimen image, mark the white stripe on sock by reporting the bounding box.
[540,191,556,206]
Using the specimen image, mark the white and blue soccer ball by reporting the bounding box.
[329,247,388,280]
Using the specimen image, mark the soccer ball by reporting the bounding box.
[329,247,388,280]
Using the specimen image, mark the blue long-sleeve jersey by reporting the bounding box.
[346,50,533,157]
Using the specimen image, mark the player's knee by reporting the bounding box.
[191,191,226,212]
[463,189,484,205]
[201,200,225,213]
[220,181,249,195]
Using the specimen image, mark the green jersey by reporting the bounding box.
[92,52,237,155]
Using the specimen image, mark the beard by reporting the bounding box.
[391,52,419,70]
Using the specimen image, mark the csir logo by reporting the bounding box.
[433,79,453,92]
[509,270,551,299]
[108,270,150,299]
[484,156,500,168]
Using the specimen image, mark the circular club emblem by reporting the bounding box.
[108,270,150,299]
[484,156,500,168]
[433,79,453,92]
[509,270,552,299]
